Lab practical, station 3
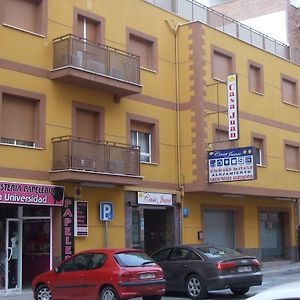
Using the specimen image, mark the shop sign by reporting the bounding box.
[0,181,64,206]
[208,146,257,183]
[227,74,239,141]
[75,201,88,237]
[61,198,75,260]
[138,192,173,206]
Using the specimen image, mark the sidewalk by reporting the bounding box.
[261,260,300,275]
[1,261,300,300]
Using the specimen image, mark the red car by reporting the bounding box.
[32,248,166,300]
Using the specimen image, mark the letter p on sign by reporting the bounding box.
[100,202,114,221]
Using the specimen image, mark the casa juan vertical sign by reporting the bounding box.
[227,74,239,141]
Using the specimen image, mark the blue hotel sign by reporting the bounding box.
[208,146,257,183]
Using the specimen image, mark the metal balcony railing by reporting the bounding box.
[52,34,141,85]
[52,136,141,176]
[145,0,290,60]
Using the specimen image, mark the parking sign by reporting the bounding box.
[100,202,114,221]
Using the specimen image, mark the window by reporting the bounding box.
[59,253,106,272]
[74,8,104,44]
[131,130,151,162]
[128,114,159,163]
[72,102,104,141]
[252,134,266,166]
[1,0,47,36]
[0,87,45,148]
[76,109,98,140]
[172,248,190,260]
[281,75,299,106]
[78,16,98,42]
[248,61,264,94]
[285,142,300,170]
[127,28,157,71]
[213,126,236,150]
[211,47,235,82]
[151,248,174,262]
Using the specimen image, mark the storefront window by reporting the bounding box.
[23,206,50,217]
[132,209,144,249]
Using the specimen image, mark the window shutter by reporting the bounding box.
[4,0,39,33]
[285,144,298,169]
[213,51,231,81]
[2,94,35,142]
[129,35,151,69]
[282,78,296,104]
[76,109,98,140]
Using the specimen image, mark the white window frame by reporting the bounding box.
[254,147,262,166]
[131,130,152,163]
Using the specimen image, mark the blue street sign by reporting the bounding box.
[99,202,114,221]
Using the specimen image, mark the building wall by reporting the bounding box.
[176,21,299,259]
[287,5,300,65]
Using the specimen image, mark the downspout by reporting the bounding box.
[165,19,183,195]
[165,19,195,244]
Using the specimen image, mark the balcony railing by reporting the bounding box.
[50,34,142,96]
[145,0,290,60]
[52,136,141,177]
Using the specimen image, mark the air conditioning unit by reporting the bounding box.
[72,50,85,68]
[110,67,124,79]
[87,60,105,74]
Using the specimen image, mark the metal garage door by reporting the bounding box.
[203,210,235,249]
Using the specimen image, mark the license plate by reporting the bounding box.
[238,266,252,273]
[140,273,155,279]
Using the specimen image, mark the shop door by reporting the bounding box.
[5,219,22,291]
[144,209,166,255]
[203,210,235,249]
[260,212,284,260]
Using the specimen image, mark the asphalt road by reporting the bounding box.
[163,267,300,300]
[1,267,300,300]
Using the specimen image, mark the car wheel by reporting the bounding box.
[230,287,250,295]
[142,296,162,300]
[35,284,52,300]
[185,274,207,299]
[100,286,119,300]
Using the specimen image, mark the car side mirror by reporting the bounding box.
[54,266,60,273]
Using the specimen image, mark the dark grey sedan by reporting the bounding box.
[151,244,262,299]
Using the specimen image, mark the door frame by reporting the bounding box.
[5,218,22,291]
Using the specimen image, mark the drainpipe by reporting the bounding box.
[165,19,183,194]
[165,19,195,243]
[165,20,197,193]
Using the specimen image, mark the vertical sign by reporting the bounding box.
[227,74,239,141]
[61,198,75,260]
[75,201,88,237]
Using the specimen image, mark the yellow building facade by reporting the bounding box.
[0,0,299,294]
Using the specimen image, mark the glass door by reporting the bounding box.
[5,219,22,291]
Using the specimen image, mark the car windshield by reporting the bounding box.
[197,245,241,258]
[115,251,156,267]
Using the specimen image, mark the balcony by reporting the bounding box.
[145,0,290,60]
[49,34,142,97]
[49,136,143,186]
